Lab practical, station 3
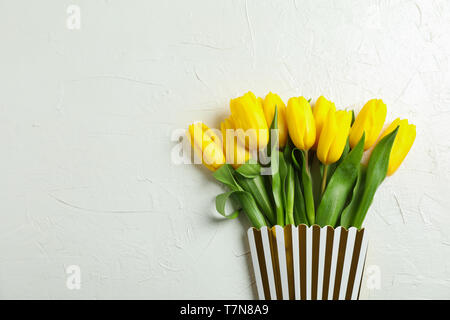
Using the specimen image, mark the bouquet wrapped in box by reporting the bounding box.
[248,225,368,300]
[186,92,415,300]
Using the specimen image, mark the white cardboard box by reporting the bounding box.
[248,225,368,300]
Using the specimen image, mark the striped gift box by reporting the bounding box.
[247,225,368,300]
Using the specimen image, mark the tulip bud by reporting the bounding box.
[262,92,288,148]
[349,99,387,150]
[230,92,269,150]
[188,122,225,171]
[257,97,264,110]
[317,110,352,165]
[378,118,416,175]
[313,96,336,149]
[220,117,250,169]
[286,96,316,150]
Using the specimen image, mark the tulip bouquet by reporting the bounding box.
[187,92,415,230]
[187,92,415,300]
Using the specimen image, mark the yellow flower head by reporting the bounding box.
[188,122,225,171]
[313,96,336,149]
[317,110,352,165]
[378,118,416,175]
[262,92,288,148]
[230,91,269,150]
[349,99,387,150]
[220,117,250,169]
[286,96,316,150]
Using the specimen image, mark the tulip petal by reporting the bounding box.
[263,92,288,147]
[287,97,316,150]
[349,99,387,150]
[188,122,225,171]
[230,92,269,150]
[313,96,336,149]
[327,110,352,164]
[317,110,337,164]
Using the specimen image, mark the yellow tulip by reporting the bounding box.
[317,110,352,165]
[220,117,250,168]
[349,99,387,150]
[230,92,269,150]
[262,92,288,148]
[188,122,225,171]
[313,96,336,149]
[286,96,316,150]
[378,118,416,176]
[257,97,264,110]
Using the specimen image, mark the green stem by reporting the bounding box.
[302,150,315,225]
[235,192,268,228]
[305,149,309,171]
[235,174,276,225]
[271,150,285,227]
[321,164,329,195]
[285,163,295,225]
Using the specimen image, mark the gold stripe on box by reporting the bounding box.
[298,225,307,300]
[311,225,320,300]
[333,229,349,299]
[322,226,335,300]
[345,229,365,299]
[253,229,271,300]
[357,251,368,300]
[249,225,367,300]
[268,227,283,300]
[284,225,295,300]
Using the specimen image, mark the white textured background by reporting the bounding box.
[0,0,449,299]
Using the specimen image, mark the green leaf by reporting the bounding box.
[310,152,323,208]
[315,133,365,227]
[279,151,288,206]
[340,165,367,228]
[327,138,350,183]
[292,149,315,225]
[236,191,268,229]
[213,164,267,228]
[215,191,240,219]
[351,127,399,229]
[291,149,301,170]
[285,163,295,225]
[293,168,308,226]
[271,149,285,226]
[280,136,291,207]
[235,162,261,178]
[283,136,293,164]
[267,106,279,158]
[267,106,286,226]
[235,174,276,225]
[216,190,267,228]
[213,164,241,191]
